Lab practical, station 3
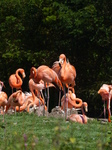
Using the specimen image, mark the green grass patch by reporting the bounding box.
[0,113,112,150]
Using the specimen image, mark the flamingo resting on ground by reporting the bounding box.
[29,65,63,114]
[9,68,26,93]
[66,102,88,124]
[98,84,112,122]
[52,54,76,118]
[0,81,8,121]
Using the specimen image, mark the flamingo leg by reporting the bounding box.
[104,100,106,118]
[63,85,66,113]
[63,84,68,119]
[44,83,47,99]
[40,90,45,116]
[58,90,61,106]
[66,86,69,119]
[47,83,50,116]
[107,96,111,122]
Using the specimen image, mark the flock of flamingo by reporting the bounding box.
[0,54,111,123]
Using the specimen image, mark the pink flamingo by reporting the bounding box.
[52,54,76,118]
[66,102,88,124]
[9,68,26,93]
[0,81,8,121]
[5,90,26,113]
[29,65,63,114]
[98,84,112,122]
[61,87,82,111]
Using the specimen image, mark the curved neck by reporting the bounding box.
[29,83,35,102]
[16,70,22,85]
[81,104,85,116]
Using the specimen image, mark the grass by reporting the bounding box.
[0,113,112,150]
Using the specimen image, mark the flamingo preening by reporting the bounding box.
[61,89,83,111]
[9,68,26,93]
[5,90,26,113]
[52,54,76,118]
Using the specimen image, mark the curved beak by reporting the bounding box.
[85,106,88,112]
[22,72,26,78]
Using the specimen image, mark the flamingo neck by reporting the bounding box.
[80,115,85,123]
[16,70,22,85]
[81,104,85,116]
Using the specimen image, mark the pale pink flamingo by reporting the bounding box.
[66,102,88,124]
[0,81,8,121]
[98,84,112,122]
[28,78,53,113]
[9,68,26,93]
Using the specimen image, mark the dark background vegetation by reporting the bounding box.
[0,0,112,118]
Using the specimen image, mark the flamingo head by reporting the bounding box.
[0,81,5,89]
[18,69,26,78]
[22,71,26,78]
[83,102,88,112]
[59,54,66,65]
[29,67,37,79]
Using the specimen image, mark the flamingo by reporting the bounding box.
[61,88,82,112]
[14,92,38,112]
[98,84,112,122]
[9,68,26,93]
[28,78,52,113]
[66,102,88,124]
[0,81,8,122]
[52,54,76,118]
[52,54,76,87]
[5,90,26,113]
[29,65,63,114]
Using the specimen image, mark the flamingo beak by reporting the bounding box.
[22,72,26,78]
[59,58,64,65]
[3,83,5,88]
[85,106,88,112]
[0,81,5,88]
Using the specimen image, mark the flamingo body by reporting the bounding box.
[66,102,88,124]
[9,68,26,92]
[98,84,112,122]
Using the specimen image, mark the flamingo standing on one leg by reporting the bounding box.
[9,68,26,93]
[29,65,63,114]
[52,54,76,118]
[98,84,112,122]
[66,102,88,124]
[0,81,8,122]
